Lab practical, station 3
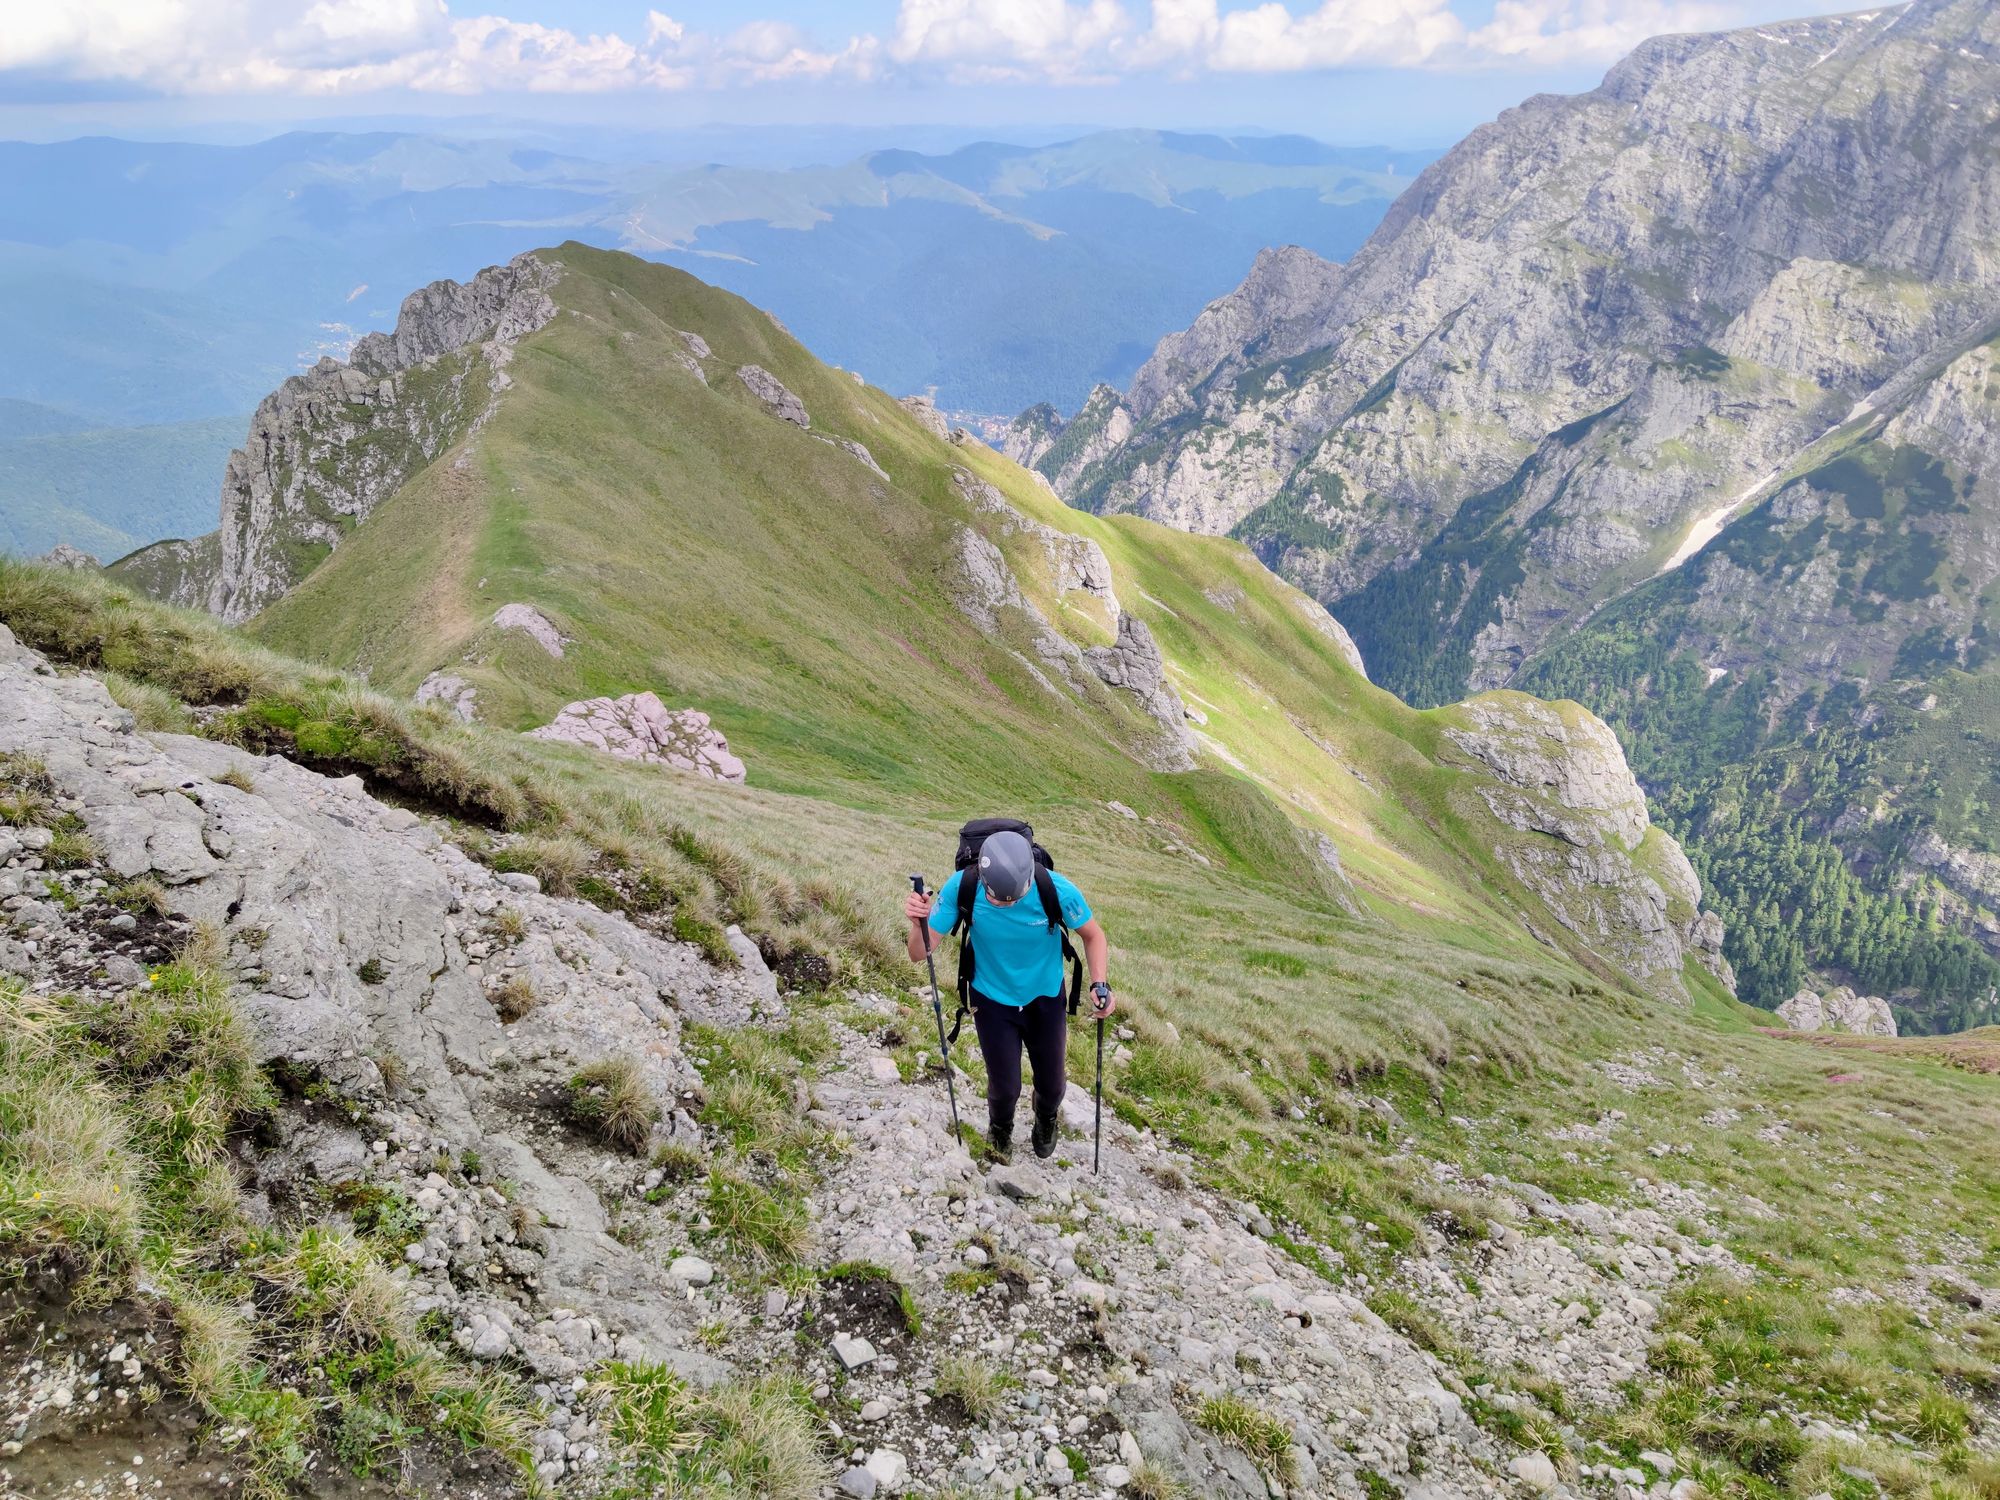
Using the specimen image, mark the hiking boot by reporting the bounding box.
[987,1110,1014,1164]
[1030,1109,1059,1159]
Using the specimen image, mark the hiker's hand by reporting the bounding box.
[905,890,935,925]
[1090,985,1116,1019]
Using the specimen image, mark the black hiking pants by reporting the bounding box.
[971,990,1067,1128]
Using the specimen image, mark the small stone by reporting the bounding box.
[963,1245,989,1267]
[1102,1463,1132,1489]
[864,1447,907,1491]
[1640,1451,1676,1477]
[838,1467,879,1500]
[669,1255,715,1287]
[1044,1446,1073,1479]
[869,1056,901,1083]
[859,1399,890,1422]
[1509,1452,1558,1491]
[765,1288,788,1318]
[833,1335,878,1371]
[991,1167,1038,1202]
[498,872,542,894]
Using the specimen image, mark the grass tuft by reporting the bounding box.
[1194,1394,1296,1483]
[593,1364,829,1499]
[567,1057,659,1153]
[705,1170,810,1263]
[934,1353,1013,1422]
[491,973,538,1023]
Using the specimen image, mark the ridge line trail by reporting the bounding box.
[727,1001,1757,1498]
[730,1000,1517,1497]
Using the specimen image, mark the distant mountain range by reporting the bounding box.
[1010,0,2000,1030]
[0,126,1429,560]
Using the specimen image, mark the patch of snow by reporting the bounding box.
[1658,468,1782,574]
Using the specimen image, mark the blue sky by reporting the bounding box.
[0,0,1838,146]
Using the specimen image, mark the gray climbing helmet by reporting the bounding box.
[978,829,1036,902]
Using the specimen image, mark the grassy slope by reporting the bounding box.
[250,244,1627,983]
[16,246,2000,1496]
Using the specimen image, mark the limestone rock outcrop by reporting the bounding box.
[415,671,479,723]
[110,252,561,621]
[1777,987,1898,1038]
[1085,615,1197,773]
[899,394,951,441]
[1442,693,1731,1000]
[952,467,1117,615]
[737,364,809,428]
[493,602,566,658]
[38,543,99,571]
[528,692,746,784]
[0,622,768,1389]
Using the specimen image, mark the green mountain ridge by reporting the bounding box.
[112,243,1730,1013]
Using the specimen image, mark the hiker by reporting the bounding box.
[905,825,1113,1162]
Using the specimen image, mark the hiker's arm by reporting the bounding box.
[905,889,941,962]
[1076,918,1110,990]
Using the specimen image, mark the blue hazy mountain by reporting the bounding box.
[0,127,1429,558]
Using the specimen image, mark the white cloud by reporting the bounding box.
[0,0,1792,96]
[0,0,872,96]
[1187,0,1469,71]
[1468,0,1744,65]
[890,0,1131,81]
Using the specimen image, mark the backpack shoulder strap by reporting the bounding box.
[947,871,978,1044]
[1033,868,1087,1016]
[1032,866,1063,932]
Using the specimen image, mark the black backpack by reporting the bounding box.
[944,817,1085,1041]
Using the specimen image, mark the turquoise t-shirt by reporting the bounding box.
[929,868,1092,1008]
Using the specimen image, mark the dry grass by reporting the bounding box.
[1194,1395,1296,1483]
[1760,1025,2000,1075]
[592,1364,829,1499]
[491,973,539,1023]
[933,1354,1012,1422]
[103,670,195,733]
[263,1226,411,1350]
[498,831,594,896]
[567,1057,659,1153]
[1126,1460,1189,1500]
[0,982,145,1301]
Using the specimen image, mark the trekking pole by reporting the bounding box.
[909,875,964,1149]
[1093,1014,1105,1175]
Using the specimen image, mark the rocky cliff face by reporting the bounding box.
[1442,694,1733,1001]
[111,254,560,622]
[1777,986,1899,1037]
[1019,0,2000,704]
[1012,0,2000,1025]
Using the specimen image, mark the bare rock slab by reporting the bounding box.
[528,692,746,783]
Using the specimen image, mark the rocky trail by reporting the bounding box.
[0,625,1736,1499]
